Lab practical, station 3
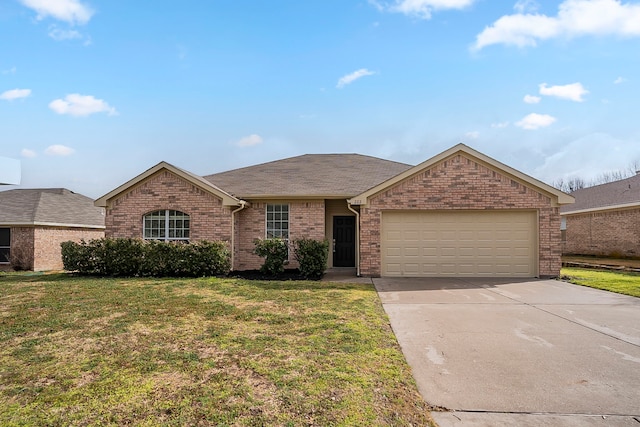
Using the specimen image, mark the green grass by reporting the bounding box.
[0,273,434,426]
[561,268,640,298]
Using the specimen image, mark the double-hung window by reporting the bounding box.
[143,210,190,242]
[266,204,289,240]
[0,228,10,264]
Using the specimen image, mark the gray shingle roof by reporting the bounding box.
[203,154,412,198]
[561,173,640,213]
[0,188,105,227]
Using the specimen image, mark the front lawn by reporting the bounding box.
[561,267,640,298]
[0,273,433,426]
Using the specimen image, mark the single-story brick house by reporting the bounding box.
[95,144,574,278]
[561,172,640,257]
[0,188,105,271]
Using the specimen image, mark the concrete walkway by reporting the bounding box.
[374,277,640,427]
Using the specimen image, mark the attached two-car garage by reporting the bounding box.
[349,144,574,278]
[381,210,537,277]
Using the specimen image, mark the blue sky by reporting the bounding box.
[1,0,639,198]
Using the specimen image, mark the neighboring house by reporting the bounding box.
[0,188,105,271]
[95,144,574,278]
[561,173,640,257]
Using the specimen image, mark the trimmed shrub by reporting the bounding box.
[61,239,98,274]
[293,238,329,280]
[253,238,289,276]
[183,240,231,277]
[61,238,230,277]
[102,238,145,276]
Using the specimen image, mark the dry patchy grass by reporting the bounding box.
[0,273,434,426]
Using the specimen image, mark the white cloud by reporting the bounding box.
[1,88,31,101]
[535,133,639,184]
[523,94,541,104]
[465,131,480,139]
[473,0,640,50]
[49,94,117,117]
[236,134,263,147]
[370,0,476,19]
[21,149,37,158]
[514,0,539,14]
[48,26,82,40]
[19,0,93,25]
[2,67,17,75]
[491,121,510,128]
[614,76,626,84]
[336,69,376,89]
[539,82,588,102]
[45,145,75,156]
[516,113,557,130]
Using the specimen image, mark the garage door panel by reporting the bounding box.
[381,211,537,277]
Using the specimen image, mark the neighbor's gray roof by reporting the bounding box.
[561,173,640,213]
[204,154,412,198]
[0,188,105,228]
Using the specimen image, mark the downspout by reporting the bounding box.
[230,201,247,271]
[347,202,361,277]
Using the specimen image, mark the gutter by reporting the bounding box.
[0,222,105,229]
[560,201,640,216]
[230,201,248,270]
[347,202,361,277]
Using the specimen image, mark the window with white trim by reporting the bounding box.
[143,210,190,242]
[0,228,9,264]
[266,204,289,239]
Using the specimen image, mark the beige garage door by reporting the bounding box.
[381,211,537,277]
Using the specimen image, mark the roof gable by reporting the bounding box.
[0,188,105,228]
[204,154,411,199]
[349,143,574,206]
[561,173,640,214]
[95,161,242,207]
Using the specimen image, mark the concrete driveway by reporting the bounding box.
[374,278,640,426]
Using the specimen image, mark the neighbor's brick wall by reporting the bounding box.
[9,227,35,270]
[33,227,105,271]
[563,208,640,257]
[359,154,561,277]
[106,170,233,245]
[234,200,325,271]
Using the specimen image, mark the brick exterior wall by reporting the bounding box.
[8,227,34,270]
[563,208,640,257]
[33,227,104,271]
[106,170,233,244]
[234,200,325,271]
[4,226,104,271]
[104,170,326,271]
[359,154,561,277]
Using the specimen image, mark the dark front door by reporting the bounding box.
[333,216,355,267]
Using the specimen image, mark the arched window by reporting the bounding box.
[143,210,190,242]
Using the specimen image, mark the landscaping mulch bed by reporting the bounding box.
[562,256,640,273]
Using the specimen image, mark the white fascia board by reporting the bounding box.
[560,202,640,216]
